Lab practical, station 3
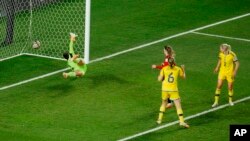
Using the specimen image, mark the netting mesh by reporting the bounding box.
[0,0,85,60]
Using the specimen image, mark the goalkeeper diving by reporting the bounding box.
[62,33,87,78]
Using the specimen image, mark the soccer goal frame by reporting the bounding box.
[0,0,91,64]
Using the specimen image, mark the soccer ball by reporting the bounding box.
[32,40,41,49]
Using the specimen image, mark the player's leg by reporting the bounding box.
[171,92,189,128]
[212,76,224,107]
[75,70,86,77]
[157,99,167,124]
[166,98,173,109]
[173,99,189,128]
[227,76,234,106]
[69,33,77,55]
[63,71,76,79]
[63,70,85,79]
[157,91,168,124]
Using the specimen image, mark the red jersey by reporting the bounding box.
[155,55,175,70]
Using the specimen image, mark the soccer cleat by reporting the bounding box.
[63,72,68,78]
[156,120,162,124]
[180,122,190,128]
[229,101,234,106]
[211,102,218,108]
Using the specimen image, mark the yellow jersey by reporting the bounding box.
[219,51,238,74]
[160,66,184,92]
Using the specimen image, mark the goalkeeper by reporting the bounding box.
[62,33,87,78]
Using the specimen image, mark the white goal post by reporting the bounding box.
[0,0,91,63]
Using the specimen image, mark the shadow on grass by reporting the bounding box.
[45,81,74,98]
[86,73,130,88]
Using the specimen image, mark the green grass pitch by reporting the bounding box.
[0,0,250,141]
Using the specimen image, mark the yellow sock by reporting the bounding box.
[158,106,165,121]
[214,89,221,104]
[177,108,184,123]
[229,90,233,102]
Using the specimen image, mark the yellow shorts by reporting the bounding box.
[162,91,180,101]
[218,72,234,83]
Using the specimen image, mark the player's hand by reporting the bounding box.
[70,33,78,41]
[152,65,156,69]
[214,67,219,73]
[181,64,185,69]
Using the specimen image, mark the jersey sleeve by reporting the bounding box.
[218,52,222,59]
[155,65,163,70]
[69,40,75,56]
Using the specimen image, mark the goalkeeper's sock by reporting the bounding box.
[177,108,184,123]
[68,72,76,78]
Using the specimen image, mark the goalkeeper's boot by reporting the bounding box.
[180,122,190,128]
[211,102,218,108]
[63,72,68,78]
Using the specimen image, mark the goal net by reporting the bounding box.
[0,0,90,63]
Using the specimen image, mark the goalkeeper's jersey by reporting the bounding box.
[67,58,87,73]
[67,59,78,71]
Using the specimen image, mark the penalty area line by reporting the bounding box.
[90,13,250,63]
[191,32,250,42]
[117,96,250,141]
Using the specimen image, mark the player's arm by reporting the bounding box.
[152,64,163,70]
[233,60,239,78]
[214,59,221,73]
[158,69,164,81]
[180,65,186,79]
[69,33,77,56]
[72,54,79,61]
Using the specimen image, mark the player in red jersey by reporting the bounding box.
[152,45,176,108]
[152,45,176,70]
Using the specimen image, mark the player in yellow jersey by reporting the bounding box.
[212,43,239,107]
[157,58,189,128]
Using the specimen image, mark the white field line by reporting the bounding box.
[192,31,250,42]
[22,53,66,61]
[90,13,250,63]
[117,96,250,141]
[0,54,22,62]
[0,68,70,91]
[0,13,249,91]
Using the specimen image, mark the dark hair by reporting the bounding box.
[168,57,175,68]
[63,52,72,60]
